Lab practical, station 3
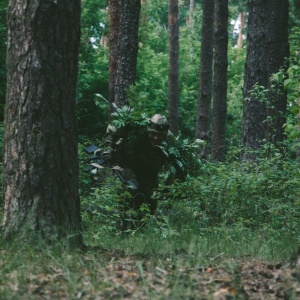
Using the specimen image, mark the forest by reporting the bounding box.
[0,0,300,299]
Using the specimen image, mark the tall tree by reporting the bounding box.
[113,0,141,108]
[242,0,289,151]
[236,11,246,49]
[211,0,228,161]
[0,0,8,121]
[109,0,121,112]
[186,0,194,24]
[168,0,179,135]
[195,0,215,157]
[3,0,82,245]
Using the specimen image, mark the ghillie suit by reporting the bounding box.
[103,109,187,216]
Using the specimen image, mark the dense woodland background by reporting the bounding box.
[0,0,299,239]
[0,0,299,149]
[0,1,299,298]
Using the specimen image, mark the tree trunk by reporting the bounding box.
[0,0,8,122]
[114,0,141,108]
[187,0,194,25]
[3,0,82,246]
[236,11,246,49]
[242,0,289,151]
[168,0,180,135]
[141,0,148,25]
[195,0,215,158]
[211,0,228,161]
[109,0,120,112]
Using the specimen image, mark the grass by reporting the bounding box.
[1,153,300,298]
[0,221,299,299]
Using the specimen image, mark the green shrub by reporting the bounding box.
[81,140,300,249]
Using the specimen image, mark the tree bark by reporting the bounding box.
[0,0,8,122]
[211,0,228,161]
[236,11,246,49]
[114,0,141,108]
[168,0,180,135]
[3,0,82,245]
[242,0,289,151]
[195,0,215,158]
[109,0,121,112]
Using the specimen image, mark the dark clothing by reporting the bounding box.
[105,124,186,215]
[105,125,167,214]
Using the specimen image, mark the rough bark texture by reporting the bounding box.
[168,0,179,135]
[114,0,141,108]
[242,0,289,150]
[109,0,120,112]
[0,0,8,121]
[3,0,82,245]
[211,0,228,161]
[196,0,215,150]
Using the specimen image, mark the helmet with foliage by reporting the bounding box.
[148,114,170,133]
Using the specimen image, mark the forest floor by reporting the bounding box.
[1,246,299,300]
[78,250,299,300]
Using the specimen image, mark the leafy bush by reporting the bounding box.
[81,139,300,247]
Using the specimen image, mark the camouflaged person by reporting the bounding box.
[105,114,186,215]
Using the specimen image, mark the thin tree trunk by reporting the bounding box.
[168,0,179,135]
[114,0,141,108]
[195,0,215,158]
[236,11,246,49]
[109,0,120,112]
[141,0,147,25]
[0,1,7,122]
[187,0,194,25]
[211,0,228,161]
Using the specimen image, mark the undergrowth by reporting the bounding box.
[80,145,300,262]
[0,146,299,299]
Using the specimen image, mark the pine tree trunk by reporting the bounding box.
[236,11,246,49]
[109,0,121,112]
[114,0,141,108]
[211,0,228,161]
[168,0,179,135]
[187,0,194,24]
[243,0,289,151]
[3,0,82,245]
[196,0,215,158]
[0,0,8,121]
